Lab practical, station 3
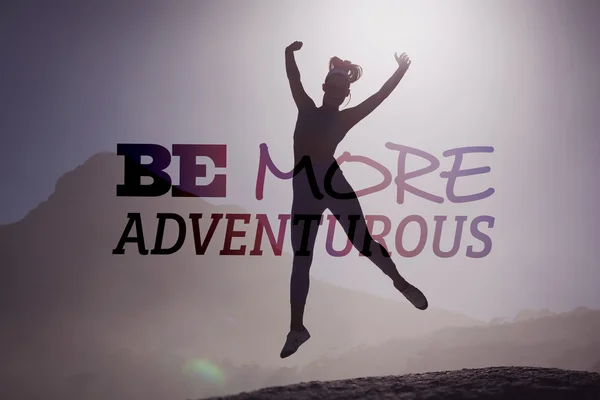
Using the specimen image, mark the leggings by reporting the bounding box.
[289,161,397,304]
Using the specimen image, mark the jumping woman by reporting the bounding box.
[280,41,428,359]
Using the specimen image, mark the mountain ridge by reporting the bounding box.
[1,151,481,369]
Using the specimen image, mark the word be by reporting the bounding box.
[116,143,227,197]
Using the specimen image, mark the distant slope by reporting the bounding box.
[43,309,600,400]
[242,307,595,388]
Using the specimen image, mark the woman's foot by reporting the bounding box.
[280,327,311,358]
[394,280,428,310]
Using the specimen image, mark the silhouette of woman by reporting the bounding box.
[280,41,428,358]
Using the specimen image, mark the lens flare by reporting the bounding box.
[183,358,226,386]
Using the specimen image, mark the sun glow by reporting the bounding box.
[324,0,450,62]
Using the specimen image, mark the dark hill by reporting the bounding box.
[204,367,600,400]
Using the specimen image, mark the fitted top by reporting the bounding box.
[293,106,350,166]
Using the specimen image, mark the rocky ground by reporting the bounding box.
[203,367,600,400]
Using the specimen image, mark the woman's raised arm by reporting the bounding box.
[342,52,411,129]
[285,41,315,111]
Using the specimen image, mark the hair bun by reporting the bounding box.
[328,56,363,84]
[329,56,348,71]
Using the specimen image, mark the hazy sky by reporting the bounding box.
[1,0,599,320]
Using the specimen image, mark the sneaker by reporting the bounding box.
[280,328,311,358]
[396,282,428,310]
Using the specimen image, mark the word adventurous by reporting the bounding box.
[113,143,495,258]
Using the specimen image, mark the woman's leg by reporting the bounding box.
[289,194,326,331]
[280,183,327,358]
[329,196,407,285]
[326,170,428,309]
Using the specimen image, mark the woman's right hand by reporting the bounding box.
[286,41,303,52]
[395,52,411,71]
